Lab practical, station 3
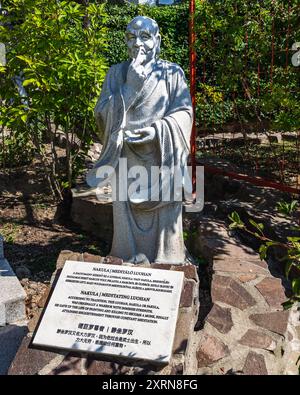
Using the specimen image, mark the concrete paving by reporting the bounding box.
[0,322,28,374]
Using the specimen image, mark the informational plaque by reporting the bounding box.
[32,261,184,363]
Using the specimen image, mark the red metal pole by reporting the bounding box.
[257,62,260,96]
[270,0,275,92]
[189,0,197,194]
[286,0,291,69]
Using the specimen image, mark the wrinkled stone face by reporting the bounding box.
[125,19,159,64]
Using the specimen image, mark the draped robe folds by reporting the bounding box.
[86,59,193,264]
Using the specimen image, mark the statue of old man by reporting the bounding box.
[87,16,193,265]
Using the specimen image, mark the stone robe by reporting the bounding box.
[87,59,193,264]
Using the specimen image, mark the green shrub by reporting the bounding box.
[194,0,300,129]
[0,131,34,168]
[0,0,108,199]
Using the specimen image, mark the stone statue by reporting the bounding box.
[87,16,193,265]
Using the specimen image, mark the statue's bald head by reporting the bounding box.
[125,16,161,62]
[126,16,159,37]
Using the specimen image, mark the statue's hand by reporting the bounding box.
[126,48,147,92]
[124,127,156,145]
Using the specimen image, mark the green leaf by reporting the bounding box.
[21,114,27,123]
[285,261,294,279]
[228,211,244,227]
[229,222,239,230]
[249,219,264,234]
[277,200,299,216]
[290,200,299,212]
[23,78,38,87]
[287,237,300,242]
[292,278,300,296]
[61,181,70,189]
[265,241,279,247]
[259,244,268,260]
[16,55,33,65]
[183,231,188,241]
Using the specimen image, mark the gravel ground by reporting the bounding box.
[0,160,109,320]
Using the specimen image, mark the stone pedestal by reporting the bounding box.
[0,235,28,374]
[71,187,113,245]
[0,237,26,326]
